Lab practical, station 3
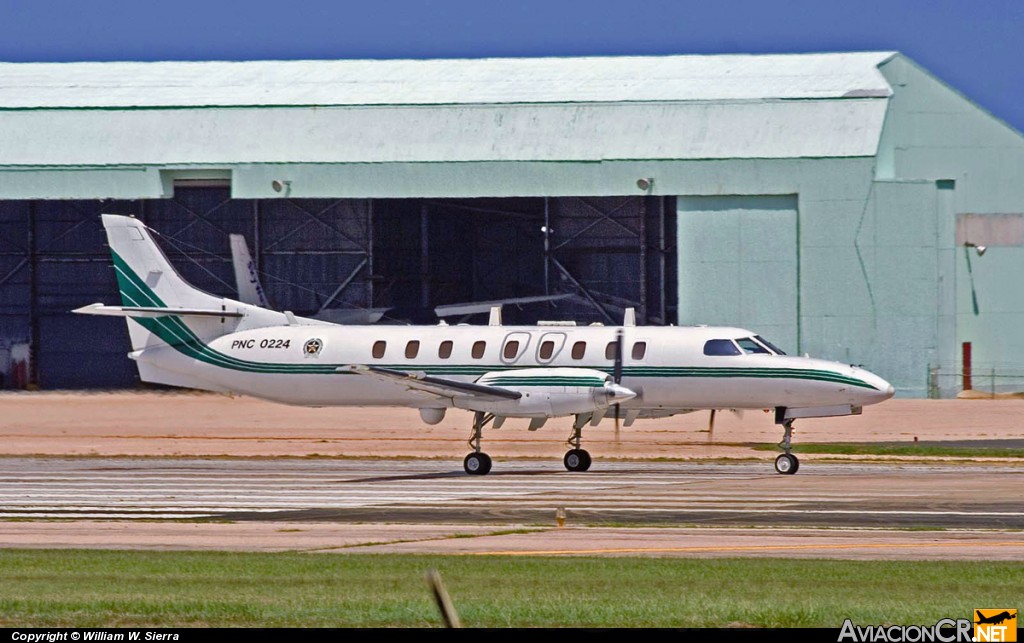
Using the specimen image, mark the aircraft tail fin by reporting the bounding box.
[74,215,319,390]
[94,214,247,352]
[101,214,225,310]
[229,233,271,308]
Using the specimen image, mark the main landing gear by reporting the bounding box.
[564,416,592,472]
[462,412,596,475]
[774,418,800,475]
[464,411,494,475]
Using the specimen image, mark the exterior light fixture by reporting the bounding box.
[963,242,985,315]
[964,242,987,257]
[636,178,654,191]
[271,180,292,193]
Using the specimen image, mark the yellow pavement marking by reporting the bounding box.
[470,540,1024,556]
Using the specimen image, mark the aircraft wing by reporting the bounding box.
[433,294,571,317]
[337,365,522,402]
[314,294,573,325]
[313,308,388,325]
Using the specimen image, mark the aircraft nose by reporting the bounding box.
[857,369,895,404]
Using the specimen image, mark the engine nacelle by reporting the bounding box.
[419,407,446,425]
[457,367,636,418]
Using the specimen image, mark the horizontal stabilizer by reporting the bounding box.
[72,303,243,319]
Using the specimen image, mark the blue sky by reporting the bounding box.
[2,0,1022,131]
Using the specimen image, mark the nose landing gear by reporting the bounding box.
[774,417,800,475]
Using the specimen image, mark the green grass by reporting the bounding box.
[0,550,1020,627]
[752,443,1024,458]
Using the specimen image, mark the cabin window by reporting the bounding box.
[631,341,647,360]
[571,341,586,360]
[438,340,453,359]
[503,340,520,359]
[754,335,786,355]
[605,341,619,360]
[372,340,387,359]
[539,340,555,360]
[736,337,770,355]
[472,341,486,359]
[405,340,420,359]
[703,339,741,356]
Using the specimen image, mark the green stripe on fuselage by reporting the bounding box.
[112,252,339,374]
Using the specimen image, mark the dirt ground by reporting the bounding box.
[3,521,1022,560]
[2,391,1022,459]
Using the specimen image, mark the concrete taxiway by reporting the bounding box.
[1,458,1022,559]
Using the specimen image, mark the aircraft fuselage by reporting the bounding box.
[133,322,894,411]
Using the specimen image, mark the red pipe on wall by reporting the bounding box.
[962,342,973,391]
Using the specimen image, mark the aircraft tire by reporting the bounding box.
[464,452,492,475]
[774,453,799,475]
[564,449,592,472]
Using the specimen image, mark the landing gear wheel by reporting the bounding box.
[464,452,492,475]
[774,453,799,475]
[563,449,592,472]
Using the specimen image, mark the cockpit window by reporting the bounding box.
[754,335,786,355]
[703,339,741,356]
[736,337,771,354]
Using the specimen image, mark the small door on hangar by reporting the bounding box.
[677,195,799,354]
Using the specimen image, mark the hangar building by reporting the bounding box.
[1,52,1022,396]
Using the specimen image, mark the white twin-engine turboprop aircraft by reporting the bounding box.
[75,215,894,475]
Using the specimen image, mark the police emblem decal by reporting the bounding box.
[303,338,323,357]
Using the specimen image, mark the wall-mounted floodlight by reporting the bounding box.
[636,177,654,191]
[963,242,985,316]
[964,241,987,257]
[271,179,292,193]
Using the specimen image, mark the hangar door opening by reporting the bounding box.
[0,189,676,389]
[677,195,799,354]
[371,196,676,326]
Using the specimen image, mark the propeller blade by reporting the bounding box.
[613,329,624,383]
[614,329,624,441]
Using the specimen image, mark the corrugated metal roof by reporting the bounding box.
[0,52,895,108]
[0,100,887,165]
[0,53,896,169]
